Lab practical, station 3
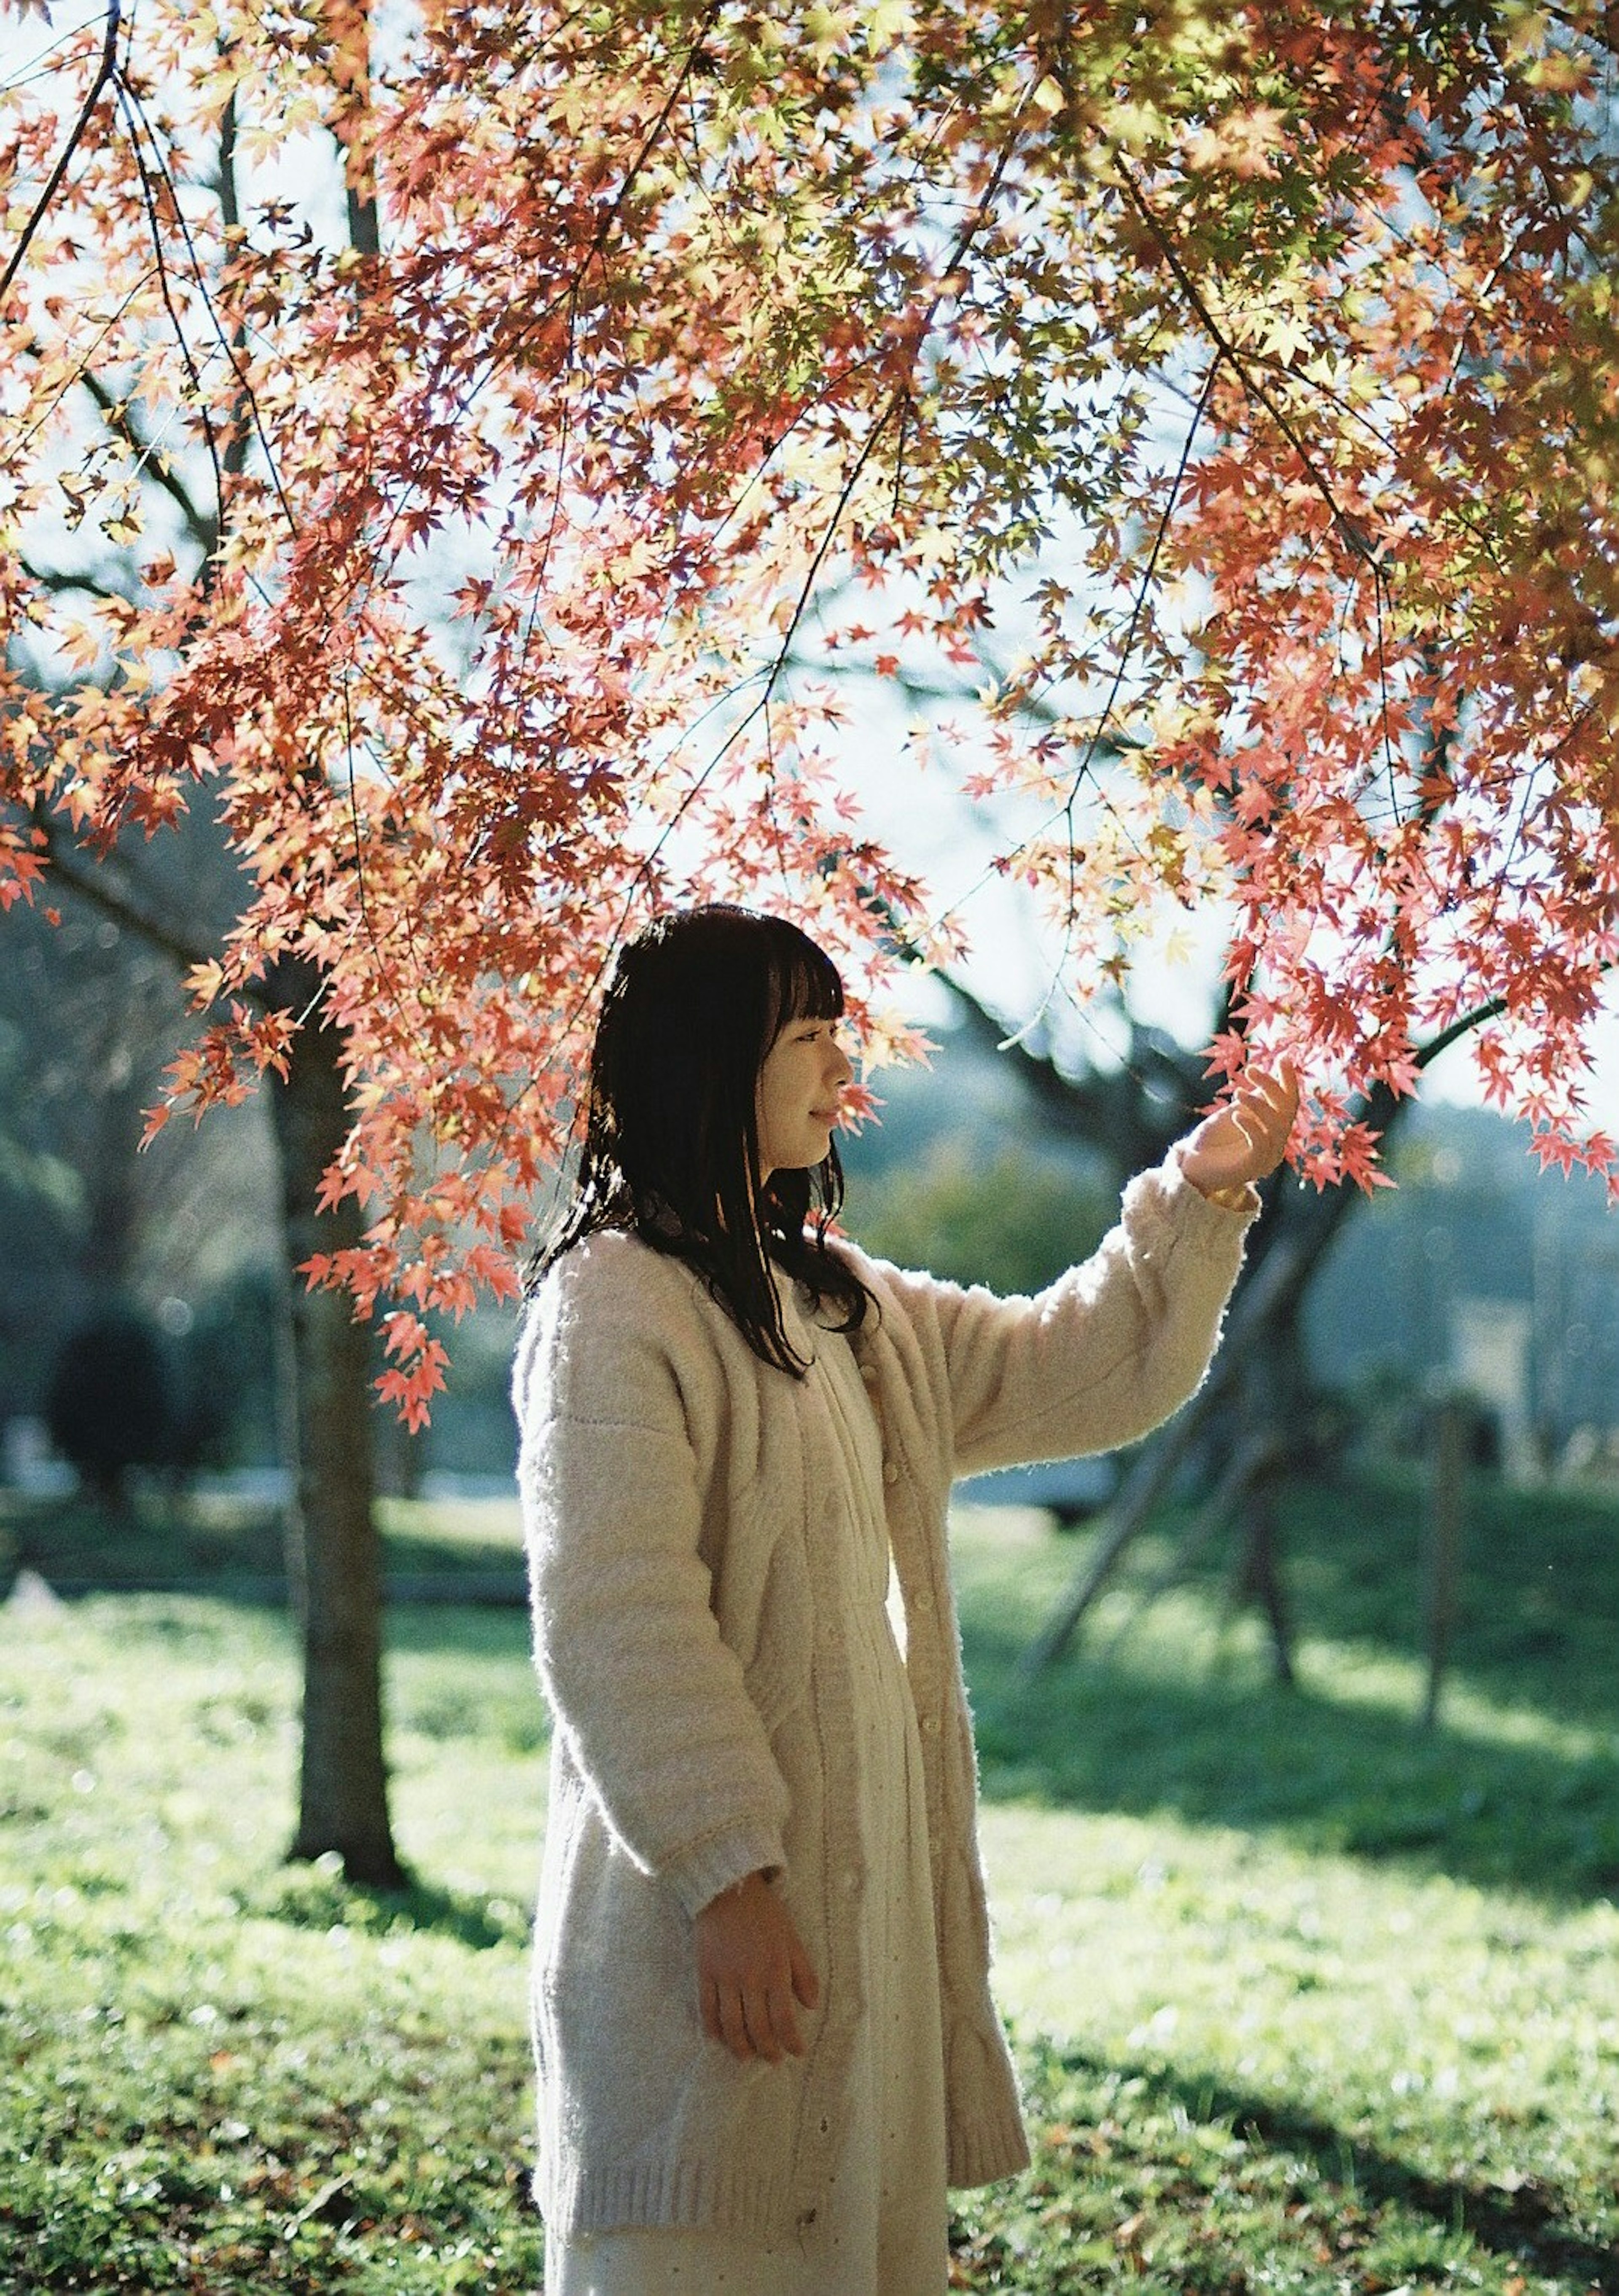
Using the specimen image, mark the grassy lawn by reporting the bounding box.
[2,1468,1618,2292]
[0,1491,525,1597]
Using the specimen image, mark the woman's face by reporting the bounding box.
[755,1012,853,1183]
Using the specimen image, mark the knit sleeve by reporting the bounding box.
[514,1241,791,1919]
[866,1145,1256,1479]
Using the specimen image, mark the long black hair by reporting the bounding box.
[532,904,871,1374]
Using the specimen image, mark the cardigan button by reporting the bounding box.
[859,1361,878,1384]
[882,1459,899,1485]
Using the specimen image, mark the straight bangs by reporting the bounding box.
[764,933,845,1045]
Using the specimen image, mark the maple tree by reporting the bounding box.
[8,0,1619,1836]
[8,0,1619,1343]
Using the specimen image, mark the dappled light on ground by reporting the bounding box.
[2,1475,1617,2291]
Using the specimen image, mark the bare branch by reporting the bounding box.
[0,0,122,309]
[77,366,217,550]
[17,553,130,604]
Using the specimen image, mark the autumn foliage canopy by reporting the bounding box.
[5,0,1619,1416]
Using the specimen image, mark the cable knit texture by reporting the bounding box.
[514,1147,1256,2245]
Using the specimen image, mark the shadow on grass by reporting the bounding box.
[13,1464,1619,1909]
[0,1490,525,1598]
[956,1464,1619,1908]
[969,1460,1619,1703]
[964,1634,1619,1911]
[1267,1466,1619,1728]
[1022,2035,1619,2293]
[247,1859,532,1952]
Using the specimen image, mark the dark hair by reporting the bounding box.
[532,904,871,1374]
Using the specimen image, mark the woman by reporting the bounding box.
[514,904,1296,2295]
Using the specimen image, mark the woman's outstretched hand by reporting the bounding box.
[694,1870,820,2066]
[1179,1062,1300,1202]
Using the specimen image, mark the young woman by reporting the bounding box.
[514,904,1296,2296]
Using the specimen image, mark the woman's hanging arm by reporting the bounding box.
[515,1246,790,1919]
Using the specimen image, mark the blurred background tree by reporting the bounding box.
[0,808,282,1485]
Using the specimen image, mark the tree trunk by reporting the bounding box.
[1423,1394,1467,1731]
[1234,1470,1296,1689]
[266,955,405,1888]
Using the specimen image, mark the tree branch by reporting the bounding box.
[1415,991,1511,1071]
[1113,153,1385,571]
[0,0,122,307]
[1014,969,1556,1679]
[940,969,1200,1178]
[17,554,130,604]
[327,0,382,264]
[78,366,217,552]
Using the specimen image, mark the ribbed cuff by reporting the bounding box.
[541,2155,792,2243]
[947,2107,1033,2188]
[664,1817,788,1921]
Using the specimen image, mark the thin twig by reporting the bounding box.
[78,366,218,547]
[114,73,296,538]
[113,75,228,542]
[0,0,122,309]
[1114,153,1385,570]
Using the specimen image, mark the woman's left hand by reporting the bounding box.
[1179,1062,1299,1202]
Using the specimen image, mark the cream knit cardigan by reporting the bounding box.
[514,1150,1255,2247]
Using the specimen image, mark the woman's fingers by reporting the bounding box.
[1180,1060,1301,1196]
[708,1970,804,2063]
[1234,1068,1293,1126]
[766,1976,803,2060]
[694,1875,818,2065]
[790,1927,820,2011]
[742,1981,782,2063]
[1251,1061,1300,1133]
[1225,1064,1299,1170]
[716,1983,754,2062]
[701,1976,723,2048]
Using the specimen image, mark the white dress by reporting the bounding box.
[544,1284,951,2296]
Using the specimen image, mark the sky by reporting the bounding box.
[2,5,108,98]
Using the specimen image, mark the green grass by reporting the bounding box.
[3,1470,1619,2291]
[959,1465,1619,1903]
[0,1491,526,1596]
